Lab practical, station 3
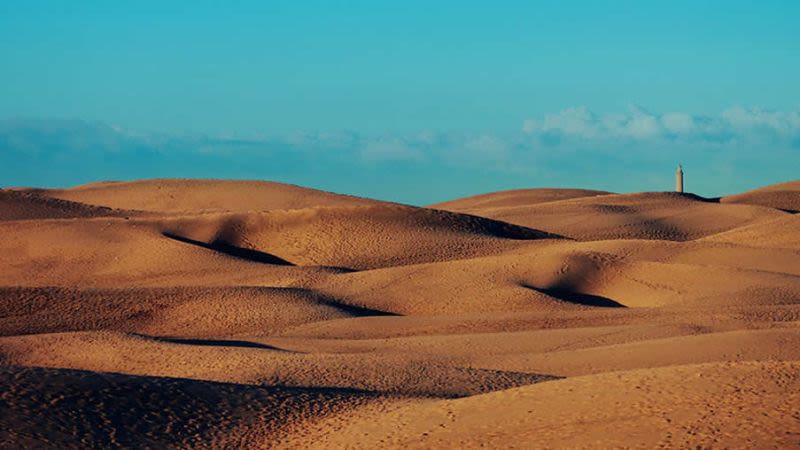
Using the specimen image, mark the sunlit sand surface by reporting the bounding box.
[2,179,799,448]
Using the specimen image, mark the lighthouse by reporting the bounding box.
[675,164,684,193]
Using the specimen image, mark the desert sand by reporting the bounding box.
[1,178,799,448]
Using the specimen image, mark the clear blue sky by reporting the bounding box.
[1,1,799,204]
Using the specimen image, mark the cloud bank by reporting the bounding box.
[1,107,798,203]
[522,106,800,145]
[2,106,798,165]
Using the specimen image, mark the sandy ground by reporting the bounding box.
[1,178,799,448]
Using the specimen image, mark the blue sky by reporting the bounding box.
[1,1,799,204]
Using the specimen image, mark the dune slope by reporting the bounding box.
[430,187,611,210]
[0,366,382,449]
[301,361,800,449]
[0,189,133,221]
[435,190,788,241]
[721,180,800,212]
[25,178,379,213]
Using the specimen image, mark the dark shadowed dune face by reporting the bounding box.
[0,366,382,449]
[521,284,626,308]
[2,178,800,449]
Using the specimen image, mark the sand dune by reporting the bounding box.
[0,188,133,221]
[721,180,800,212]
[25,178,379,213]
[315,238,800,313]
[701,214,800,249]
[0,286,388,338]
[0,331,558,398]
[0,366,382,449]
[159,204,560,270]
[300,361,800,449]
[434,190,788,241]
[0,203,557,286]
[2,178,799,448]
[474,327,800,376]
[430,187,611,210]
[0,216,348,287]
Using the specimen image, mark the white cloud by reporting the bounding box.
[462,134,511,159]
[524,106,600,138]
[522,106,800,145]
[721,106,800,134]
[624,106,660,139]
[360,137,423,161]
[4,107,798,175]
[661,112,695,134]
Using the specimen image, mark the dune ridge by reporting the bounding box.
[22,178,381,213]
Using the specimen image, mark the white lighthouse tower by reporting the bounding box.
[675,164,684,193]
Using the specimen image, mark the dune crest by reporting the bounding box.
[28,178,380,213]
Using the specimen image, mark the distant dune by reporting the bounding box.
[430,187,612,210]
[721,180,800,212]
[21,178,379,213]
[433,189,788,241]
[0,188,132,221]
[2,178,799,448]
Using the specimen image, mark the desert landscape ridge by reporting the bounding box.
[1,178,800,448]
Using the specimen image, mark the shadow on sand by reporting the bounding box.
[162,232,293,265]
[522,284,626,308]
[134,334,295,351]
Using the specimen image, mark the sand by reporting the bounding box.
[1,179,799,448]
